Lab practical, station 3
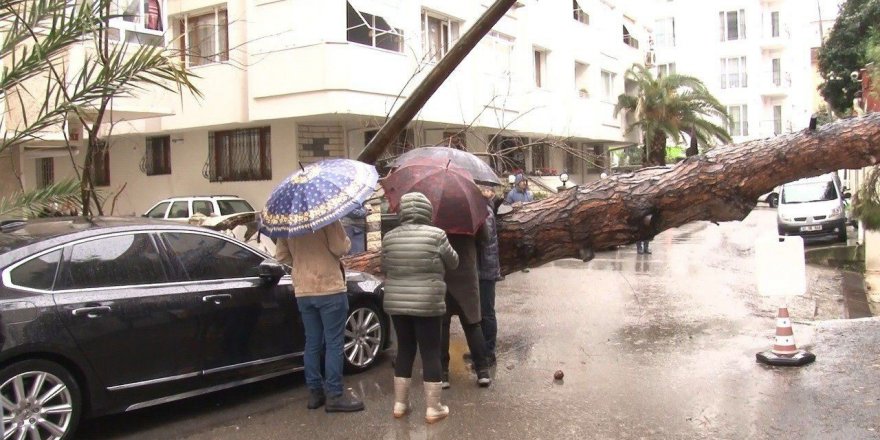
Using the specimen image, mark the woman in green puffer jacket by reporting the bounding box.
[382,192,458,423]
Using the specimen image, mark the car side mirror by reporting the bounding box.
[259,259,286,286]
[844,192,852,199]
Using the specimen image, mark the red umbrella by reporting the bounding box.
[381,158,488,235]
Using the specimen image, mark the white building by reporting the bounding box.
[650,0,841,142]
[3,0,654,216]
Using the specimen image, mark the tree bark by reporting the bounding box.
[648,131,667,166]
[343,113,880,276]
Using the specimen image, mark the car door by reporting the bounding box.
[53,232,206,392]
[159,231,304,376]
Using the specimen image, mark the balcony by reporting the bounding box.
[760,70,790,97]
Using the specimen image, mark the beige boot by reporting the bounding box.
[393,377,411,418]
[424,381,449,423]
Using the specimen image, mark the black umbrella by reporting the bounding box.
[392,146,501,186]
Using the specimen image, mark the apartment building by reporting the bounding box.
[2,0,652,215]
[650,0,841,142]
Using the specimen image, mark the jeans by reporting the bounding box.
[297,293,348,396]
[479,279,497,358]
[392,315,443,382]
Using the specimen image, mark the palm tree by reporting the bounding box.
[1,0,200,216]
[0,180,83,220]
[614,64,731,166]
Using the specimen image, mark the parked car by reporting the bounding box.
[758,186,781,208]
[0,217,387,439]
[143,195,256,222]
[777,173,850,242]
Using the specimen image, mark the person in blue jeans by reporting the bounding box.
[276,220,364,412]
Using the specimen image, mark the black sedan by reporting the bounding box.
[0,217,388,439]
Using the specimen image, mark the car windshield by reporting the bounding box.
[782,181,838,204]
[217,199,255,216]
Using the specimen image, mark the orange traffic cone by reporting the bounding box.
[756,307,816,366]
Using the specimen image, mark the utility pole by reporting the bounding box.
[356,0,519,165]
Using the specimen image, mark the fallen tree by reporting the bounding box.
[343,112,880,275]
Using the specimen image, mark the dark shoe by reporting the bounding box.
[325,388,365,413]
[307,388,325,409]
[441,372,450,389]
[477,369,492,387]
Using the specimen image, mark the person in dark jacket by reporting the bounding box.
[476,187,502,365]
[342,203,370,255]
[442,224,493,389]
[382,192,459,423]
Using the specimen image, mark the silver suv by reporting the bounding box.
[143,195,256,222]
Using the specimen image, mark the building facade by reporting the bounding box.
[2,0,653,215]
[650,0,841,142]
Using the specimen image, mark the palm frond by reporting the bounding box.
[0,179,82,219]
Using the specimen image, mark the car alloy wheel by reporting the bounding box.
[1,368,75,440]
[344,304,383,372]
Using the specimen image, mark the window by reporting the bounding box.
[622,25,639,48]
[110,0,164,46]
[175,7,229,67]
[488,31,514,77]
[347,2,403,52]
[163,232,262,281]
[656,63,676,78]
[144,135,171,175]
[771,11,780,38]
[58,234,166,290]
[534,48,547,88]
[654,18,675,47]
[489,136,528,173]
[217,199,255,215]
[727,105,749,137]
[36,158,54,188]
[575,62,589,97]
[168,201,189,219]
[365,128,414,158]
[771,58,781,86]
[719,9,746,41]
[146,202,170,218]
[720,57,747,89]
[573,1,589,25]
[773,105,783,135]
[208,127,272,182]
[91,146,110,187]
[9,250,61,291]
[421,11,459,62]
[531,144,548,171]
[442,131,467,150]
[192,201,214,216]
[601,70,616,102]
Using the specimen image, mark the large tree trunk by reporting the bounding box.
[343,112,880,276]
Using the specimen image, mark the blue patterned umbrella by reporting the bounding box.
[260,159,378,238]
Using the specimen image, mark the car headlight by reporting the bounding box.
[779,213,792,221]
[830,207,843,217]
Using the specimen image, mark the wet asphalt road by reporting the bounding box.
[77,209,880,439]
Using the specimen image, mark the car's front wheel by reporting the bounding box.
[0,359,82,440]
[344,302,385,373]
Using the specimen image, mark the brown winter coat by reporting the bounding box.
[275,220,351,297]
[445,228,488,324]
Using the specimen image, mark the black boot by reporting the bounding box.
[636,241,644,254]
[307,388,325,409]
[325,388,365,413]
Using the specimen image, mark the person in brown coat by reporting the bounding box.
[275,220,364,413]
[441,227,492,389]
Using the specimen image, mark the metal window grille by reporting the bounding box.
[205,127,272,182]
[36,158,54,188]
[141,135,171,175]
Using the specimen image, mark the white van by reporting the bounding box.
[777,173,850,242]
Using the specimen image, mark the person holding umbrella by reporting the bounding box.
[261,159,378,413]
[382,192,459,423]
[381,157,493,389]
